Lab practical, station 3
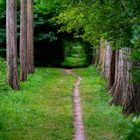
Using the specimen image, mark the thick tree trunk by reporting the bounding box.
[110,48,135,114]
[103,40,112,81]
[99,39,105,72]
[6,0,19,90]
[98,38,140,114]
[20,0,27,81]
[27,0,34,73]
[99,39,113,89]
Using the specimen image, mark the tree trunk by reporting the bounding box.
[103,40,112,81]
[99,39,113,89]
[6,0,19,90]
[99,38,105,72]
[20,0,27,81]
[110,48,135,114]
[27,0,34,73]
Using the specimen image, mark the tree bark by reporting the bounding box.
[20,0,27,81]
[6,0,19,90]
[27,0,34,73]
[110,48,135,114]
[99,38,105,72]
[98,39,140,115]
[103,40,112,81]
[99,39,113,89]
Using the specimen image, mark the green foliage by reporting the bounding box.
[62,40,88,67]
[55,0,140,81]
[34,0,66,43]
[125,116,140,140]
[0,1,5,48]
[0,58,11,92]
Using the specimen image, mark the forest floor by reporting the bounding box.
[0,64,132,140]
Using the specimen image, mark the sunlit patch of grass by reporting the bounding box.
[0,67,75,140]
[74,66,132,140]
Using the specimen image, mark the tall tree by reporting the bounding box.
[27,0,34,73]
[6,0,19,90]
[110,48,134,114]
[20,0,27,81]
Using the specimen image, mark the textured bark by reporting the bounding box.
[99,39,113,89]
[103,40,112,81]
[6,0,19,90]
[99,39,105,72]
[110,48,135,114]
[20,0,27,81]
[27,0,34,73]
[98,39,140,114]
[109,50,122,104]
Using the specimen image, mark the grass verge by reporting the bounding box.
[0,57,137,140]
[74,66,132,140]
[0,58,75,140]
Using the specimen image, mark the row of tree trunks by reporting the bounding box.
[6,0,34,89]
[98,39,140,114]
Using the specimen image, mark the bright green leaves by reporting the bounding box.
[54,0,140,82]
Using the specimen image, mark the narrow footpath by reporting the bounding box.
[64,69,86,140]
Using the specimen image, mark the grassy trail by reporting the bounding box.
[0,66,131,140]
[0,68,75,140]
[74,67,131,140]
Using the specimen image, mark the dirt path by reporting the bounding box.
[64,69,86,140]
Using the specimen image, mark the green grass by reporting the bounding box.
[74,66,132,140]
[0,58,75,140]
[0,58,137,140]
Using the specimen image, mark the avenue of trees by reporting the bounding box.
[54,0,140,115]
[0,0,140,114]
[0,0,139,139]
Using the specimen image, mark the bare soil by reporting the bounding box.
[64,69,86,140]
